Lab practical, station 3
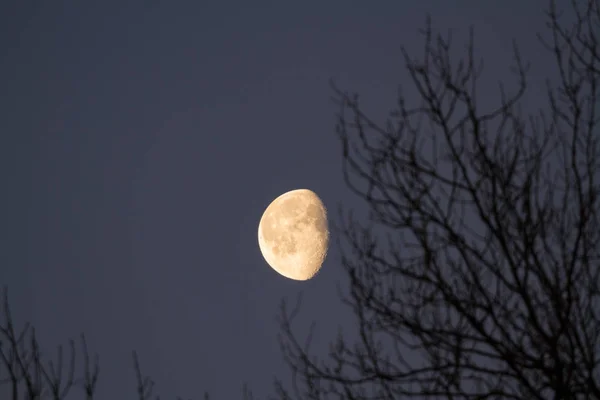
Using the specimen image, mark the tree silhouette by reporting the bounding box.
[275,0,600,399]
[0,288,205,400]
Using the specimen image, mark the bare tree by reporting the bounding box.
[276,0,600,399]
[0,287,205,400]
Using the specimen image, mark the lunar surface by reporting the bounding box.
[258,189,329,281]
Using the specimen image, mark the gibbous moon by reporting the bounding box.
[258,189,329,281]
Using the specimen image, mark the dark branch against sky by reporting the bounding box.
[0,1,553,398]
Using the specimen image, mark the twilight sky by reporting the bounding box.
[1,1,553,399]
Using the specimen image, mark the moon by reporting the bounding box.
[258,189,329,281]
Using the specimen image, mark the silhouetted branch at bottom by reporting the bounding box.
[0,287,208,400]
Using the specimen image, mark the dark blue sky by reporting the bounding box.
[1,2,552,399]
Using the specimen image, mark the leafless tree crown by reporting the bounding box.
[277,1,600,399]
